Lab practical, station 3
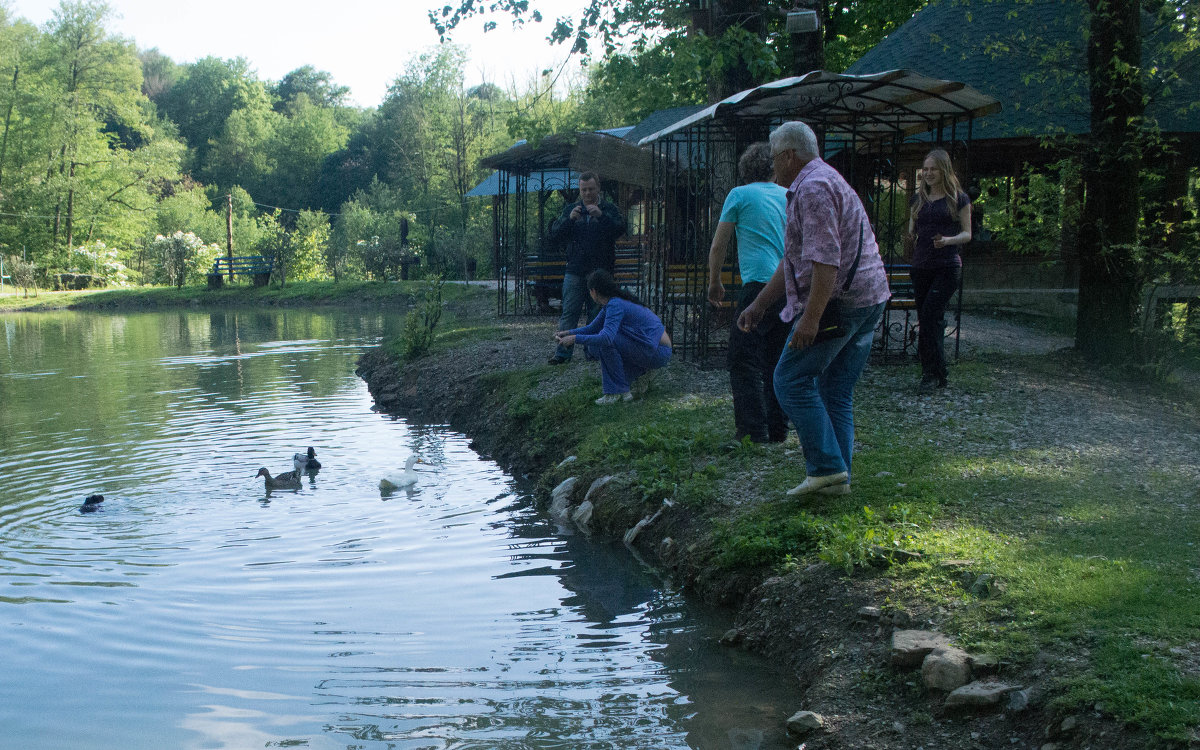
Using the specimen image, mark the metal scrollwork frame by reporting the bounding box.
[643,73,986,366]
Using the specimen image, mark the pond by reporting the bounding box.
[0,308,801,749]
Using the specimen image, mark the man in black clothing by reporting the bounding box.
[546,172,625,364]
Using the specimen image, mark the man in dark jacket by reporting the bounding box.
[546,171,625,364]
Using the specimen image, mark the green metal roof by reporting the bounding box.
[847,0,1200,139]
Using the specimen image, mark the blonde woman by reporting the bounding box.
[908,149,971,393]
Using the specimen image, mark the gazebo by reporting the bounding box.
[636,69,1002,363]
[847,0,1200,315]
[475,128,653,315]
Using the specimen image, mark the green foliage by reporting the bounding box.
[272,65,350,111]
[399,276,445,360]
[150,231,220,288]
[713,505,822,570]
[290,210,332,282]
[587,421,727,504]
[975,160,1081,258]
[4,254,37,296]
[815,503,925,574]
[67,241,131,286]
[712,501,925,574]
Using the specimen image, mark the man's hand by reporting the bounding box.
[585,203,602,219]
[707,279,725,307]
[554,331,576,347]
[570,205,583,221]
[737,301,764,333]
[788,311,819,350]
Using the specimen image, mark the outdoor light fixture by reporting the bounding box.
[786,9,820,33]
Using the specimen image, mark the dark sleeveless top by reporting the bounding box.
[911,191,970,269]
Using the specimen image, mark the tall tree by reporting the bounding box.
[1075,0,1145,360]
[273,66,350,111]
[156,56,272,170]
[263,94,349,212]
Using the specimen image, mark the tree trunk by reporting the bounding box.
[0,64,18,190]
[1075,0,1144,361]
[66,162,77,249]
[708,0,769,100]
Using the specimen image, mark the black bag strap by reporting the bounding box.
[840,222,864,294]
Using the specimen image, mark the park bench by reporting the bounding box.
[1141,283,1199,332]
[207,256,274,288]
[876,263,962,361]
[524,245,643,313]
[665,263,741,309]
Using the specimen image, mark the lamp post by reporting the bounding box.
[788,1,824,74]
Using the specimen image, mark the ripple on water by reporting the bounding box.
[0,310,802,750]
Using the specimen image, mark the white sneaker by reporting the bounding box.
[785,471,849,496]
[595,392,633,405]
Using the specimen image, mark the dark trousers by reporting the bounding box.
[730,281,790,442]
[911,266,961,382]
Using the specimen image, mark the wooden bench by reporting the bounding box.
[885,264,916,309]
[876,263,962,361]
[523,246,643,313]
[665,264,741,309]
[208,256,274,288]
[1141,283,1199,331]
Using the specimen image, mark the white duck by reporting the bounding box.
[379,455,425,492]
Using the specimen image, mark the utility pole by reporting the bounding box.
[226,193,234,282]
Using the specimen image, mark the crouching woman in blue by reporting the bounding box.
[555,269,672,405]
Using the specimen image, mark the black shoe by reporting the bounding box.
[918,375,938,395]
[547,355,569,365]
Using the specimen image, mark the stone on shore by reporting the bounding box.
[944,680,1019,710]
[583,475,614,503]
[549,477,578,520]
[785,710,824,737]
[891,629,952,668]
[922,646,972,691]
[571,500,594,532]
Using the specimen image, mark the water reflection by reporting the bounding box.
[0,308,800,749]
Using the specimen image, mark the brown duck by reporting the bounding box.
[256,467,302,490]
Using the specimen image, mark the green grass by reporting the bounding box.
[0,279,487,312]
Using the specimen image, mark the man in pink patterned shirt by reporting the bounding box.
[737,121,890,498]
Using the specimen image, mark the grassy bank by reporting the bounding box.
[0,279,483,312]
[381,316,1200,742]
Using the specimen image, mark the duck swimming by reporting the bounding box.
[79,494,104,513]
[293,447,321,473]
[257,467,302,490]
[379,456,425,492]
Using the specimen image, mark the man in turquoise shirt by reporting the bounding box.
[707,142,789,443]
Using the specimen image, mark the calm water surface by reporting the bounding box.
[0,308,800,749]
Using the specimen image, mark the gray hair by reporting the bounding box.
[737,142,774,184]
[769,121,819,161]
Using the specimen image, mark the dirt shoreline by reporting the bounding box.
[356,294,1193,749]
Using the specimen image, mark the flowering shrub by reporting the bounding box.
[151,232,222,288]
[69,242,131,287]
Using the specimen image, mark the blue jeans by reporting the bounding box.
[555,273,599,360]
[773,301,885,479]
[584,336,672,394]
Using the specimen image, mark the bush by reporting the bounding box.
[400,277,444,360]
[68,242,132,287]
[151,232,222,288]
[5,255,37,297]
